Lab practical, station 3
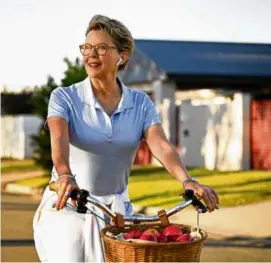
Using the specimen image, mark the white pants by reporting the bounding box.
[34,207,86,262]
[33,189,133,262]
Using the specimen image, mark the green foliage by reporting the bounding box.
[30,57,87,172]
[30,76,58,171]
[1,92,34,114]
[61,57,87,87]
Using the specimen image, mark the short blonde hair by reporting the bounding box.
[85,15,134,71]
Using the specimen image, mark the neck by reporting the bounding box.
[90,76,121,99]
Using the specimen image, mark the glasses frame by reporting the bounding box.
[79,43,118,56]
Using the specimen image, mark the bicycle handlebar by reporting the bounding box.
[49,181,207,226]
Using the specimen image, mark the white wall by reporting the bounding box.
[153,80,176,145]
[1,115,43,159]
[179,93,251,170]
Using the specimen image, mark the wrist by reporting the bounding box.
[182,177,199,189]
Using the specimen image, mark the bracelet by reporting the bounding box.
[59,174,76,181]
[183,177,199,189]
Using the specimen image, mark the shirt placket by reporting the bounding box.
[103,113,113,142]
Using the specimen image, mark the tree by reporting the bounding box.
[1,91,34,115]
[31,57,86,172]
[31,76,58,171]
[61,57,87,87]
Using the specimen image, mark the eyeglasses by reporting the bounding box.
[79,43,118,56]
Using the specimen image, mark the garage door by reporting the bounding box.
[251,99,271,170]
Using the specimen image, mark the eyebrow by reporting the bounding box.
[84,42,113,46]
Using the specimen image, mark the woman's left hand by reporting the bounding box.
[184,182,219,212]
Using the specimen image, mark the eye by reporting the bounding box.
[96,45,107,52]
[83,44,92,50]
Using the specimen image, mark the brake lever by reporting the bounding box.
[183,189,207,213]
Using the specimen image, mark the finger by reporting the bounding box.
[207,187,217,211]
[194,187,204,201]
[56,183,67,210]
[59,185,72,209]
[207,187,219,210]
[211,188,220,206]
[202,189,214,212]
[71,199,77,207]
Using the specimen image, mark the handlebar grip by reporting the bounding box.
[183,189,207,213]
[193,197,208,213]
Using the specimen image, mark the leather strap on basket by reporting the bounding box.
[112,212,125,229]
[158,209,170,226]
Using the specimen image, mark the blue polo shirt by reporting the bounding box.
[47,77,161,196]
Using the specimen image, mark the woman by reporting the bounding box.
[33,14,219,262]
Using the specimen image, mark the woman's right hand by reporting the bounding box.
[55,175,79,210]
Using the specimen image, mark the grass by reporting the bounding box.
[15,175,50,187]
[13,165,271,208]
[1,159,42,174]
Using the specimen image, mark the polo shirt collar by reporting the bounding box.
[82,77,134,110]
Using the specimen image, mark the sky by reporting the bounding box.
[1,0,271,91]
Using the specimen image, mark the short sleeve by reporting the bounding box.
[143,94,161,131]
[47,87,70,123]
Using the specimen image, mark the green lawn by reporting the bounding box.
[128,167,271,208]
[1,159,42,174]
[14,165,271,208]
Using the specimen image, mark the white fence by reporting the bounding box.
[1,115,43,159]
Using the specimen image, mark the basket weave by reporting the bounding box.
[101,223,207,262]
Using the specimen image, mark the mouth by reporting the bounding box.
[87,62,102,68]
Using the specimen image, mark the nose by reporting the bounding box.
[89,47,98,58]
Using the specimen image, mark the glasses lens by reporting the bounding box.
[96,45,107,55]
[80,44,91,56]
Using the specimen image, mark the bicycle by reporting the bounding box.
[49,181,208,262]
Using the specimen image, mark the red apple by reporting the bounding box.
[124,229,143,240]
[157,233,168,243]
[140,234,158,242]
[142,228,160,239]
[176,234,192,242]
[162,225,183,241]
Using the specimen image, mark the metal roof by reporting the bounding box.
[134,39,271,78]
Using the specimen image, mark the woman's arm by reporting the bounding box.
[48,117,71,175]
[144,123,191,183]
[48,117,78,209]
[144,123,219,212]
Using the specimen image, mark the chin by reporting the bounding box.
[86,67,104,79]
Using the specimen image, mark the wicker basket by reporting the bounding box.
[101,223,207,262]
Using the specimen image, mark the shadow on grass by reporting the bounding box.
[131,188,271,208]
[215,188,271,196]
[131,166,166,176]
[130,166,261,178]
[211,177,271,190]
[131,190,182,203]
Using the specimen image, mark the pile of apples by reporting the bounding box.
[123,225,198,243]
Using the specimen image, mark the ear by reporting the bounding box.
[119,51,129,64]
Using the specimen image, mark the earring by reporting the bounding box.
[116,57,123,66]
